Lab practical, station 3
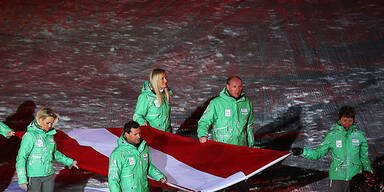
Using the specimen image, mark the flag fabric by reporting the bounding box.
[16,126,290,192]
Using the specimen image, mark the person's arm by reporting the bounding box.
[53,149,75,168]
[16,133,34,185]
[0,121,14,138]
[108,152,122,192]
[247,102,255,147]
[133,94,149,126]
[148,151,166,182]
[359,134,373,173]
[197,102,216,141]
[301,133,332,160]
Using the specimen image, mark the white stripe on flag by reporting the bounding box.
[64,128,118,157]
[150,147,245,192]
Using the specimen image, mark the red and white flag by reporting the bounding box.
[16,126,290,192]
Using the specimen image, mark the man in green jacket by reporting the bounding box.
[108,120,167,192]
[0,121,14,138]
[197,76,255,147]
[292,106,373,192]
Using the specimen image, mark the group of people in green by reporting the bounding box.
[0,68,374,192]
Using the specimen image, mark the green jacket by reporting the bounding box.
[16,120,74,184]
[301,122,373,181]
[108,136,165,192]
[197,88,255,147]
[0,121,13,138]
[133,81,171,132]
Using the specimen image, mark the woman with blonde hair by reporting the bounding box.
[133,68,172,132]
[16,108,78,192]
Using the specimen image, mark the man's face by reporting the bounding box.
[226,77,243,98]
[158,73,168,90]
[125,127,141,144]
[340,117,354,131]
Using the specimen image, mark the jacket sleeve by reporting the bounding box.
[16,133,34,184]
[359,133,373,173]
[133,94,149,126]
[148,151,165,181]
[197,101,216,138]
[247,101,255,147]
[0,121,12,138]
[301,133,331,160]
[53,147,74,167]
[108,151,122,192]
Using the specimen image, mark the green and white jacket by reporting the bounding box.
[197,88,255,147]
[108,136,165,192]
[301,122,373,181]
[16,120,74,184]
[133,81,171,132]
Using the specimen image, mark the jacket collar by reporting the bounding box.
[28,120,56,135]
[219,87,245,102]
[333,121,357,132]
[118,135,147,152]
[141,81,172,96]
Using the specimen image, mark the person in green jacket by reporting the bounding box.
[197,76,255,147]
[16,108,78,192]
[292,106,373,192]
[0,121,15,138]
[133,68,172,132]
[108,120,167,192]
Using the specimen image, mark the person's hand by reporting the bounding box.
[292,148,303,156]
[69,160,79,169]
[6,131,15,137]
[19,183,28,191]
[199,136,208,143]
[143,122,148,126]
[352,173,366,184]
[363,171,376,185]
[160,177,167,183]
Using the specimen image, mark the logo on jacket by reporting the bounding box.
[225,109,231,117]
[336,140,342,148]
[241,108,248,115]
[154,100,161,107]
[129,157,135,165]
[352,139,360,146]
[143,153,148,161]
[37,139,44,147]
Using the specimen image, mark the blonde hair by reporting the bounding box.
[149,68,169,105]
[36,108,59,127]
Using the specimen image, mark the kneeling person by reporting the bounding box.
[108,121,167,192]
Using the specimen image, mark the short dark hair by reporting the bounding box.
[226,76,242,85]
[338,105,355,120]
[124,121,140,134]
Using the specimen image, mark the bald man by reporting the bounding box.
[197,76,255,147]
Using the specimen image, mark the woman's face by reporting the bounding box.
[158,73,168,90]
[39,116,55,131]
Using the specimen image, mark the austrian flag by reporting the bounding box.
[16,126,290,192]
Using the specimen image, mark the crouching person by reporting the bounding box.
[108,120,167,192]
[16,108,78,192]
